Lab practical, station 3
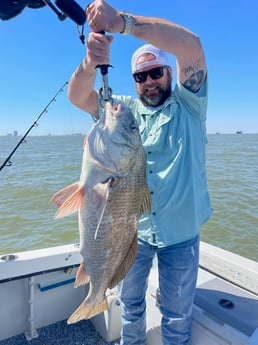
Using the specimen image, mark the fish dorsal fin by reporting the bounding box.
[92,177,113,240]
[109,231,138,289]
[51,184,84,219]
[140,185,152,216]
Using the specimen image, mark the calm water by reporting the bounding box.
[0,134,257,261]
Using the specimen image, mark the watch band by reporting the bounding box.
[120,11,134,36]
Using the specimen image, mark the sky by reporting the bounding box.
[0,0,257,136]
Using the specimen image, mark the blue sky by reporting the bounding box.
[0,0,257,136]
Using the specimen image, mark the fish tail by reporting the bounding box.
[67,298,108,324]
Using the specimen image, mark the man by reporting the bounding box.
[68,1,212,344]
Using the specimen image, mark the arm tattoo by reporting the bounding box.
[134,22,152,28]
[183,70,205,92]
[182,60,205,92]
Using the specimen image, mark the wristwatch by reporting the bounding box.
[120,11,134,36]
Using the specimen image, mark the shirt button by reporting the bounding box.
[150,191,154,194]
[152,212,156,216]
[148,151,152,154]
[149,171,153,174]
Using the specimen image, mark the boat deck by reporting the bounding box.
[1,242,257,345]
[0,319,119,345]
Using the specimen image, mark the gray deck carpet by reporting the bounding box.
[0,320,120,345]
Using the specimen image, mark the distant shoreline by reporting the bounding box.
[1,133,258,137]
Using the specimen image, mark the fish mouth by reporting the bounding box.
[100,102,122,130]
[105,102,121,116]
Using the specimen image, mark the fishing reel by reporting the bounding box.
[0,0,86,26]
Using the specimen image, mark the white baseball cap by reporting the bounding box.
[131,44,169,74]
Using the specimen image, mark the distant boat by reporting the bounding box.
[236,131,243,134]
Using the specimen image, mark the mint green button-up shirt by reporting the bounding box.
[98,80,212,247]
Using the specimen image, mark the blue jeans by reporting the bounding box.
[118,236,200,345]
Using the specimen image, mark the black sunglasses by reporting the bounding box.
[133,65,169,83]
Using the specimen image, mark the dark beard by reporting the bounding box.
[139,73,172,107]
[139,85,172,107]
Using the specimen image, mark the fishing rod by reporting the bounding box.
[0,0,86,43]
[0,81,68,172]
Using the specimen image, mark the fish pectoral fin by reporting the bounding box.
[52,185,84,219]
[50,182,80,207]
[92,178,113,240]
[109,232,138,289]
[140,185,152,215]
[74,261,90,288]
[67,298,108,324]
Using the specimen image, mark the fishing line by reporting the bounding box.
[0,81,68,172]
